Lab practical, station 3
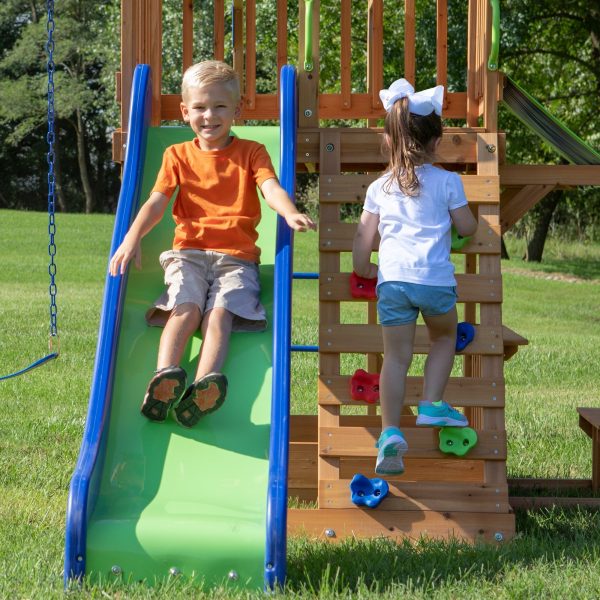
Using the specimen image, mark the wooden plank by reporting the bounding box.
[320,272,502,303]
[436,0,448,94]
[510,497,600,510]
[232,1,244,94]
[500,184,555,233]
[289,442,318,489]
[319,174,500,205]
[466,0,480,126]
[317,91,467,121]
[320,426,507,460]
[319,221,501,254]
[318,375,505,407]
[277,1,288,89]
[296,130,480,166]
[404,0,416,85]
[244,0,256,110]
[298,0,320,127]
[341,456,485,483]
[288,441,487,488]
[213,0,225,61]
[182,0,193,72]
[320,323,504,356]
[367,0,384,111]
[500,165,600,187]
[319,480,510,512]
[577,407,600,438]
[341,0,352,110]
[288,508,515,543]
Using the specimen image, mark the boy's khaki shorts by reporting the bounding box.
[145,249,267,332]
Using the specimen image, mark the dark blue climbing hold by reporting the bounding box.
[456,322,475,352]
[350,473,389,508]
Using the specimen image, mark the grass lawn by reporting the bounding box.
[1,209,600,599]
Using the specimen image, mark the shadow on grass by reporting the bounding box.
[285,507,600,594]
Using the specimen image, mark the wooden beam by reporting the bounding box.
[500,184,555,233]
[501,165,600,187]
[288,508,515,543]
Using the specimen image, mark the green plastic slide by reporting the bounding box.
[84,126,279,588]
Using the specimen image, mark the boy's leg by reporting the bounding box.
[173,307,232,428]
[194,307,234,380]
[156,302,202,369]
[141,303,200,421]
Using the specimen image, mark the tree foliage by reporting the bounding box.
[0,0,597,252]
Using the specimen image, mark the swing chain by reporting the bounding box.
[46,0,58,344]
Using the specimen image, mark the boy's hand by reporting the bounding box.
[109,236,142,276]
[285,212,317,232]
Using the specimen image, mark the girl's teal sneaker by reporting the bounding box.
[416,401,468,427]
[375,427,408,475]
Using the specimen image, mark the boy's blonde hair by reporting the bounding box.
[181,60,240,102]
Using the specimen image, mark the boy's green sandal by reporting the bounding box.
[174,372,228,428]
[140,366,187,422]
[375,427,408,475]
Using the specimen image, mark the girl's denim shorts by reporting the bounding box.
[377,281,457,326]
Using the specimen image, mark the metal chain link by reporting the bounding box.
[46,0,58,343]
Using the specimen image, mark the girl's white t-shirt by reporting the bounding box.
[363,164,468,287]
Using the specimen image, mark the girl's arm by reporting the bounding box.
[352,209,379,279]
[450,204,478,238]
[260,178,317,232]
[109,191,171,276]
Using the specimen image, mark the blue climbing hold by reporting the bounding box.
[456,322,475,352]
[350,473,389,508]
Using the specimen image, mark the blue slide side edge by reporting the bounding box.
[63,64,152,586]
[264,64,297,590]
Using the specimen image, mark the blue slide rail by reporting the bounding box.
[63,64,152,585]
[265,64,297,590]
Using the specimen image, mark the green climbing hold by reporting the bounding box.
[439,426,478,456]
[451,226,471,251]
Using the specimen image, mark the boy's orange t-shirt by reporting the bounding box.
[152,137,277,263]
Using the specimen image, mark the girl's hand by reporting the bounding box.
[285,212,317,232]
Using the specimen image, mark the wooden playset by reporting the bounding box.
[113,0,600,544]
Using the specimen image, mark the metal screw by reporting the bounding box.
[111,565,122,575]
[325,528,336,538]
[76,555,84,562]
[486,144,496,153]
[169,567,181,576]
[325,143,335,152]
[266,562,274,570]
[304,109,313,118]
[494,532,504,542]
[228,570,239,581]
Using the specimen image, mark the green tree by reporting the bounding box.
[0,0,119,213]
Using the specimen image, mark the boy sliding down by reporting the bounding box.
[109,60,316,427]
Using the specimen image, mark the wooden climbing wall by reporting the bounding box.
[288,127,523,543]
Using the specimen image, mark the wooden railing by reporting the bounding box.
[115,0,497,160]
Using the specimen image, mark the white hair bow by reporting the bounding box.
[379,78,444,116]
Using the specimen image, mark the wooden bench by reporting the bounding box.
[577,407,600,491]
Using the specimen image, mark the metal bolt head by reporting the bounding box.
[228,570,239,581]
[325,528,336,538]
[169,567,181,576]
[494,532,504,542]
[325,143,335,152]
[111,565,122,575]
[304,109,313,118]
[486,144,497,153]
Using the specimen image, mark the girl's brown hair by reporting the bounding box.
[383,97,443,196]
